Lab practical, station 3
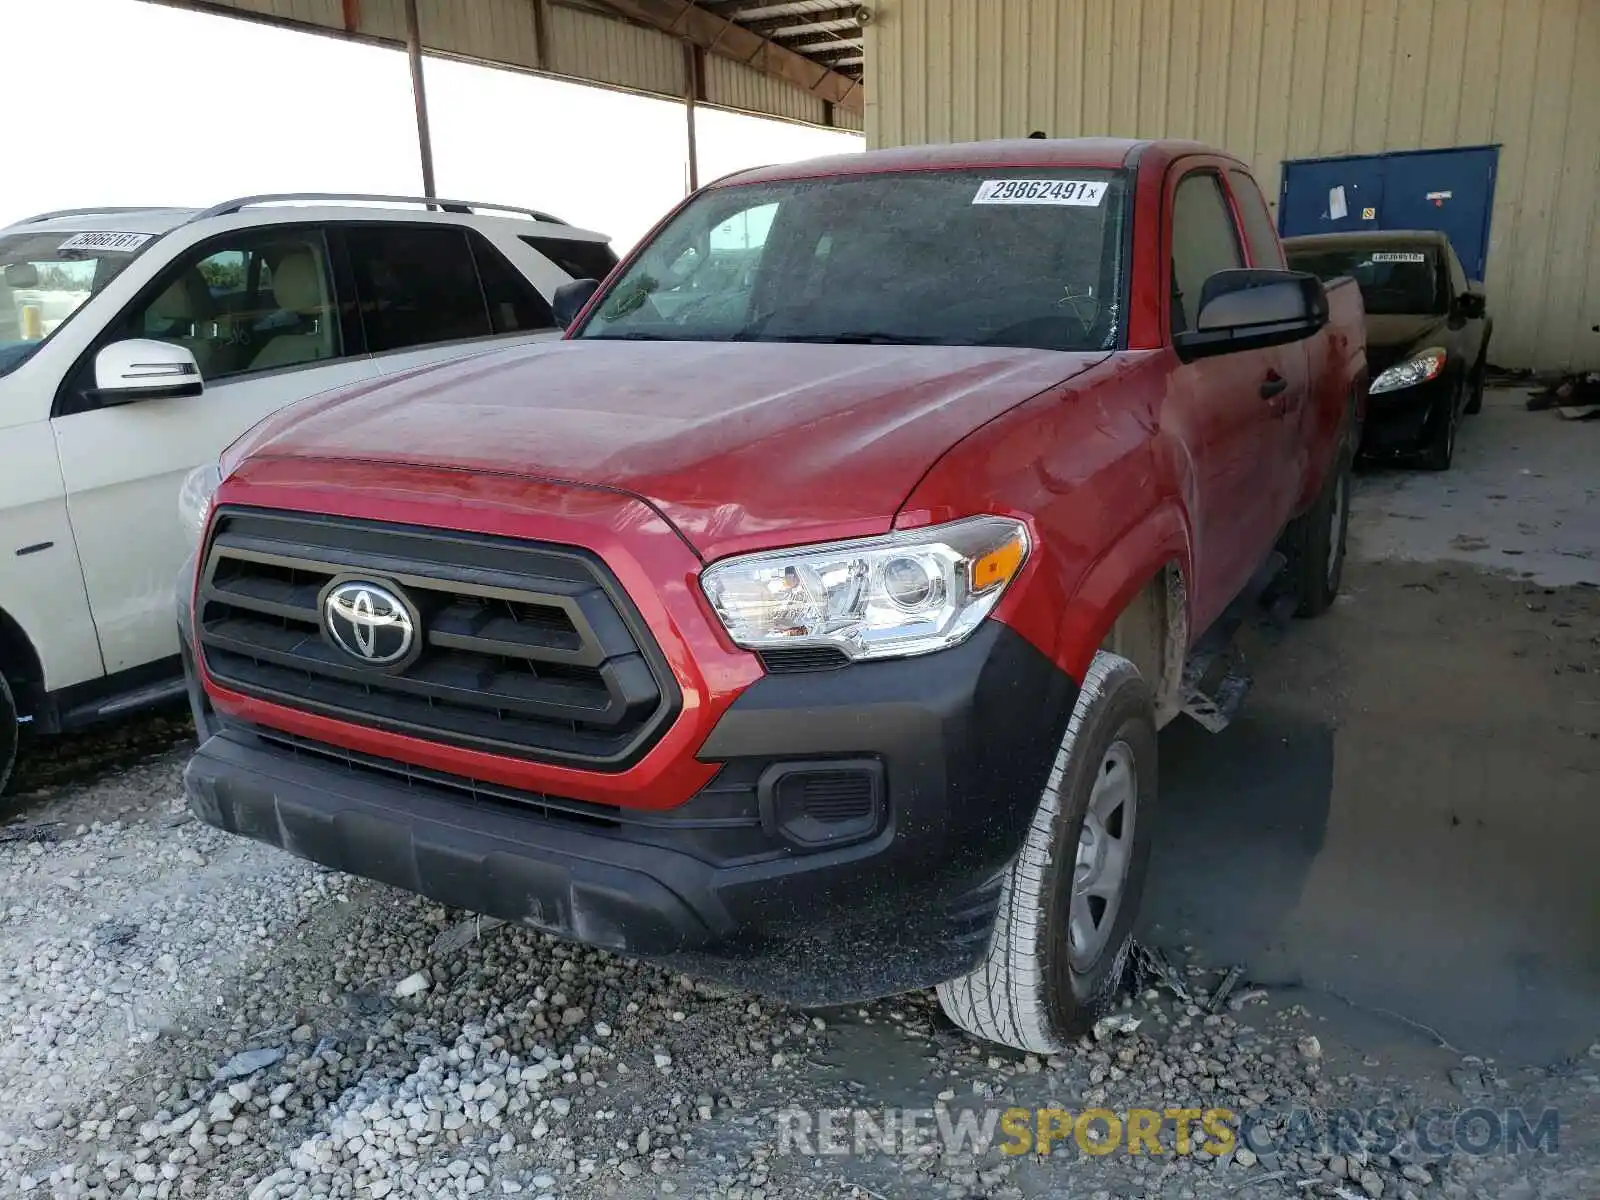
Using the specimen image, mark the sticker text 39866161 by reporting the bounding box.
[972,179,1108,207]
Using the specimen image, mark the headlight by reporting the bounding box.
[1370,348,1446,394]
[178,462,222,550]
[701,516,1030,661]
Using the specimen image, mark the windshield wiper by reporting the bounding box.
[582,331,678,341]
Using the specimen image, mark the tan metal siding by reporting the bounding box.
[143,0,851,131]
[867,0,1600,369]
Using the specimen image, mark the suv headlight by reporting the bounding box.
[701,516,1030,661]
[178,462,222,550]
[1370,348,1446,394]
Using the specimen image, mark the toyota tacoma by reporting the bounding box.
[177,139,1366,1052]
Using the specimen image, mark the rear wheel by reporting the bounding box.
[0,673,18,800]
[936,653,1157,1052]
[1286,439,1352,618]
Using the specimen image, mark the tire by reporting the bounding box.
[1463,352,1487,415]
[1419,394,1457,472]
[1286,438,1352,618]
[936,652,1157,1053]
[0,672,18,800]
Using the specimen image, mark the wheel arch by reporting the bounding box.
[0,605,44,716]
[1051,505,1192,729]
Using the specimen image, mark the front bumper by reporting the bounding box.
[180,617,1078,1004]
[1359,374,1454,456]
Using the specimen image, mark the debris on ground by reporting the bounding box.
[1526,372,1600,416]
[1125,942,1192,1001]
[1091,1012,1141,1039]
[214,1046,289,1082]
[430,914,507,958]
[1205,963,1247,1013]
[0,822,61,845]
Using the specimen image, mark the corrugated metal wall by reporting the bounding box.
[148,0,862,133]
[867,0,1600,370]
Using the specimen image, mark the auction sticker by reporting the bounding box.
[973,179,1107,206]
[1370,251,1426,263]
[57,231,154,253]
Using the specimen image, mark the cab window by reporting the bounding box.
[1170,173,1246,334]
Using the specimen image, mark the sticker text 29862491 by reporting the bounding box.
[972,179,1108,206]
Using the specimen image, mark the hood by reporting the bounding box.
[227,339,1106,560]
[1365,313,1448,377]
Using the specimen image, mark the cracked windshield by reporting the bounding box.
[580,168,1127,351]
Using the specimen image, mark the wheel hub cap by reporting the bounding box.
[1068,740,1137,971]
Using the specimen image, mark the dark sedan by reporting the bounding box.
[1285,230,1492,470]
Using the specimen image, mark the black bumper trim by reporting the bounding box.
[183,620,1080,1003]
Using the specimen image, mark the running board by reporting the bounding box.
[1179,551,1286,733]
[1181,650,1252,733]
[59,677,187,728]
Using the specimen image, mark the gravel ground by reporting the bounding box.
[2,584,1595,1200]
[1,392,1595,1199]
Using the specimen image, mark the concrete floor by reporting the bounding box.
[1142,387,1600,1066]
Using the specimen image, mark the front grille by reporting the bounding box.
[197,509,679,770]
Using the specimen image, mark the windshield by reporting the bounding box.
[0,229,156,377]
[1286,245,1446,316]
[577,168,1129,351]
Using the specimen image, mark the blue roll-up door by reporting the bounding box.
[1279,146,1500,281]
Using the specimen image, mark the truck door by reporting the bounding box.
[1166,168,1292,634]
[1226,168,1311,534]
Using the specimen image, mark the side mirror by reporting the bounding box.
[3,263,39,290]
[1175,269,1329,361]
[1455,288,1486,319]
[552,278,601,330]
[92,339,204,405]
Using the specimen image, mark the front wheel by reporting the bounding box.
[0,673,19,799]
[1463,354,1487,415]
[1419,399,1457,471]
[936,653,1157,1053]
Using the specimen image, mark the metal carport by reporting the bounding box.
[138,0,868,193]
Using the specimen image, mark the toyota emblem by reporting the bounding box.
[323,581,416,666]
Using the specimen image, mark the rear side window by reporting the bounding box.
[522,235,618,283]
[345,225,491,353]
[1227,170,1286,269]
[469,233,555,333]
[1170,173,1245,334]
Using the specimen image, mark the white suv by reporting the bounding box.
[0,194,619,793]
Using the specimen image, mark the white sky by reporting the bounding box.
[4,0,862,250]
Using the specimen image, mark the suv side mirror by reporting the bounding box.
[93,339,204,405]
[552,278,601,330]
[1175,269,1329,361]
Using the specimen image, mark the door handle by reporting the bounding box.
[1260,373,1288,400]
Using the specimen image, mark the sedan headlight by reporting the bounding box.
[701,516,1030,661]
[178,462,222,550]
[1370,348,1446,394]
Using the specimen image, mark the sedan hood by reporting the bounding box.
[227,339,1105,560]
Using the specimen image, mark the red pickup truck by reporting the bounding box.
[177,139,1365,1053]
